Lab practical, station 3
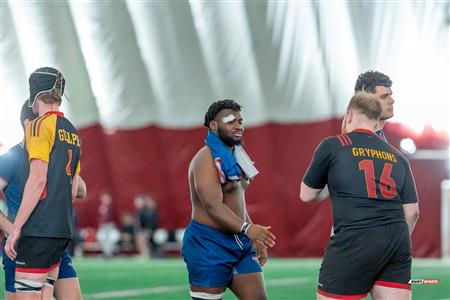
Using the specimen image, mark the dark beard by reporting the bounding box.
[218,127,242,147]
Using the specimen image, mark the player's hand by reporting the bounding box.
[5,227,20,260]
[253,240,268,266]
[246,224,276,248]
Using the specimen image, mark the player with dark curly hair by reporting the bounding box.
[353,71,394,142]
[183,99,276,300]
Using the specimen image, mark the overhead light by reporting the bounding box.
[400,138,416,154]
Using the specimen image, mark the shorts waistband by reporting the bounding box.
[188,220,250,251]
[189,220,239,237]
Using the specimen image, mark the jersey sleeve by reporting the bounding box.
[303,138,332,189]
[0,150,18,183]
[400,161,419,204]
[25,117,55,163]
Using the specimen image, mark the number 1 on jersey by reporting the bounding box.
[66,149,73,176]
[358,159,397,199]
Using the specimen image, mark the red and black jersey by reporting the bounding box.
[303,129,418,231]
[22,111,81,238]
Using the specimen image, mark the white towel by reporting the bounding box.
[234,145,259,180]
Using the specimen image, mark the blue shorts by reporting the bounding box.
[182,220,262,288]
[2,246,77,293]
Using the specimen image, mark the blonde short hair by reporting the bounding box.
[347,91,382,121]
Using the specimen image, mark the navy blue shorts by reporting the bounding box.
[182,220,262,288]
[2,244,77,293]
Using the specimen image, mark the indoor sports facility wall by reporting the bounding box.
[1,2,449,258]
[75,120,448,258]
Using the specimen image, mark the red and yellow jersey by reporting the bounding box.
[22,111,81,238]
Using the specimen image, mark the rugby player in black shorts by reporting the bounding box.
[5,67,82,300]
[300,92,419,300]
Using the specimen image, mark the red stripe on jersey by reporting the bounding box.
[44,111,64,117]
[317,288,368,299]
[337,135,347,146]
[374,281,411,290]
[343,134,352,145]
[353,128,377,136]
[16,262,60,274]
[35,114,52,137]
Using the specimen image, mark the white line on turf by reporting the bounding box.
[84,277,313,299]
[86,285,186,299]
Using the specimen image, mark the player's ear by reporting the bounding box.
[341,114,347,134]
[209,120,218,130]
[23,119,31,128]
[346,110,353,124]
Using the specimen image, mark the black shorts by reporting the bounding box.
[318,222,411,298]
[15,236,70,273]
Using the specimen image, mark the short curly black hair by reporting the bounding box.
[354,71,392,94]
[204,99,242,128]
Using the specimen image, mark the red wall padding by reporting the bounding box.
[76,120,448,257]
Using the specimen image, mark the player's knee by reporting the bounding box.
[14,279,44,293]
[190,290,224,300]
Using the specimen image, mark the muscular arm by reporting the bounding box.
[72,174,79,200]
[403,203,419,235]
[192,152,246,233]
[300,139,331,203]
[192,150,275,247]
[300,181,326,203]
[245,210,252,224]
[76,175,87,198]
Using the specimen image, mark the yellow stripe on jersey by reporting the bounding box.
[76,161,81,174]
[26,114,57,163]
